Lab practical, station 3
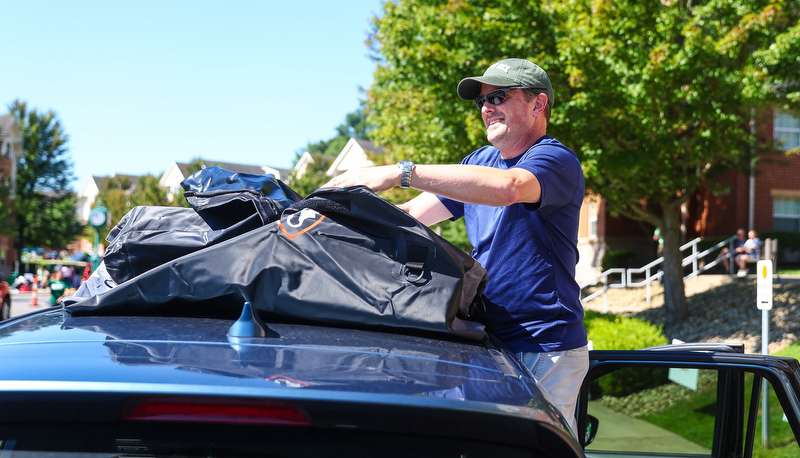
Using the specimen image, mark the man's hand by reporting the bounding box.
[322,165,400,193]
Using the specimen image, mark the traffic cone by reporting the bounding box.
[31,275,38,306]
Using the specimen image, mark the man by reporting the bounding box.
[717,228,746,274]
[325,58,588,432]
[736,229,762,277]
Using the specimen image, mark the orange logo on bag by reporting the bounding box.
[278,208,326,239]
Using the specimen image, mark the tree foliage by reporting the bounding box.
[286,153,336,198]
[549,0,799,324]
[94,173,178,242]
[0,176,14,237]
[367,0,557,164]
[366,0,800,326]
[6,100,84,261]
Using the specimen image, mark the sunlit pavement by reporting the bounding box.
[8,290,60,319]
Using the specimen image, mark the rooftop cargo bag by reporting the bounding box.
[69,185,488,340]
[100,166,302,284]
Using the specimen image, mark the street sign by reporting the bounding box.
[756,260,773,311]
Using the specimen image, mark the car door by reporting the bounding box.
[578,343,800,457]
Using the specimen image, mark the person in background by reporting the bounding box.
[717,228,746,274]
[736,229,762,277]
[653,227,664,258]
[36,266,49,289]
[324,58,587,434]
[47,269,70,305]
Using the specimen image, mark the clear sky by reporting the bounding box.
[1,0,384,191]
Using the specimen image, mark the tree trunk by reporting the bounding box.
[660,206,687,328]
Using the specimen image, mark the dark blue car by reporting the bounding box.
[0,301,585,457]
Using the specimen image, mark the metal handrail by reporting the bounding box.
[581,235,738,307]
[580,268,626,313]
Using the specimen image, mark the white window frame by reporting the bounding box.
[588,199,598,238]
[774,110,800,151]
[773,196,800,232]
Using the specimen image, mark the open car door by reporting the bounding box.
[578,343,800,457]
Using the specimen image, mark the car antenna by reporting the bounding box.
[227,301,269,338]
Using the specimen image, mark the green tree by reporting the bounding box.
[286,153,336,197]
[93,175,135,243]
[133,174,172,207]
[366,0,557,165]
[7,100,83,263]
[94,173,178,242]
[0,176,15,237]
[365,0,799,326]
[548,0,799,325]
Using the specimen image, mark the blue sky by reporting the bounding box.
[1,0,384,191]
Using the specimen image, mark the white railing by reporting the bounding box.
[580,235,737,311]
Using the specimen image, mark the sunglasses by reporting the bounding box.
[473,87,539,110]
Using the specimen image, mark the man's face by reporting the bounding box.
[479,84,539,154]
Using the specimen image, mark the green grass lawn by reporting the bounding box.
[600,343,800,456]
[776,343,800,360]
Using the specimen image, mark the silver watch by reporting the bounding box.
[397,161,415,188]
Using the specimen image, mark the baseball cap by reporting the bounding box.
[457,58,554,108]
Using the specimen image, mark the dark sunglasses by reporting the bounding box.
[473,87,539,110]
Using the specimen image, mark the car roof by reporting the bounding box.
[0,308,541,405]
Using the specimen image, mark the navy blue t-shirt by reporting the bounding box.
[438,136,587,352]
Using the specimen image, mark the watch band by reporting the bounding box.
[397,161,415,188]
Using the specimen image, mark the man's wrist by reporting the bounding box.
[397,161,415,188]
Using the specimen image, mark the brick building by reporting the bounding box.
[575,109,800,284]
[0,116,22,277]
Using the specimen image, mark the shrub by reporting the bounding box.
[601,249,638,271]
[759,231,800,265]
[585,310,669,397]
[585,310,668,350]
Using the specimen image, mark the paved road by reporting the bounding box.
[8,290,60,318]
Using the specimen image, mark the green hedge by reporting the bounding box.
[759,231,800,264]
[601,249,639,271]
[585,310,669,397]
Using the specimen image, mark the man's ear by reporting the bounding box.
[533,94,547,115]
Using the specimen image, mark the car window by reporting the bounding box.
[582,365,797,457]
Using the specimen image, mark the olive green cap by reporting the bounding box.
[457,58,554,108]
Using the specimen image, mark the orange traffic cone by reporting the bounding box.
[31,275,38,306]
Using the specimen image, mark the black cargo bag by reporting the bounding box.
[101,166,302,284]
[69,186,488,340]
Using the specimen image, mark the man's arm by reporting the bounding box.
[398,192,454,226]
[324,163,541,207]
